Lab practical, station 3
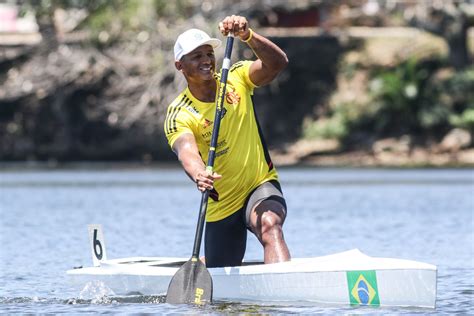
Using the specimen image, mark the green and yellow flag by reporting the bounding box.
[346,270,380,306]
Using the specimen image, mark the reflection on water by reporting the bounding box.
[0,166,473,314]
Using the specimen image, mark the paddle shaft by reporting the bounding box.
[192,36,234,259]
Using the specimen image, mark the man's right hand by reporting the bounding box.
[195,170,222,192]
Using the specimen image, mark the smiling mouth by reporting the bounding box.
[199,66,212,72]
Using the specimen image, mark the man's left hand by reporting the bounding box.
[218,15,251,41]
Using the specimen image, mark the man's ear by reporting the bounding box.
[175,61,183,71]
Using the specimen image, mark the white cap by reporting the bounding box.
[174,28,221,61]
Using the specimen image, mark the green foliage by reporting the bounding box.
[153,0,194,17]
[444,68,474,131]
[366,58,449,135]
[347,59,474,139]
[450,109,474,131]
[303,114,349,140]
[22,0,110,17]
[304,58,474,144]
[81,0,142,42]
[24,0,197,45]
[433,67,474,133]
[303,101,369,140]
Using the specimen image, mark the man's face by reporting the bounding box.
[176,45,216,82]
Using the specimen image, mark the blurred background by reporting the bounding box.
[1,0,473,167]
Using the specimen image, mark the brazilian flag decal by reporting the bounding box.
[346,270,380,306]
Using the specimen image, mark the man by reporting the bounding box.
[164,15,290,268]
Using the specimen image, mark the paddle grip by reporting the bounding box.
[192,36,234,259]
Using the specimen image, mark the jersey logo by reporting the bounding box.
[202,118,213,129]
[186,105,199,115]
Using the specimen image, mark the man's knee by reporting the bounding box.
[252,199,286,234]
[260,211,282,230]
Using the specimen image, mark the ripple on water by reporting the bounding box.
[1,168,473,314]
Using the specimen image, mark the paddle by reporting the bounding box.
[166,35,235,305]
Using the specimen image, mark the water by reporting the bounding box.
[1,166,473,314]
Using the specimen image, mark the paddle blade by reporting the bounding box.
[165,259,212,305]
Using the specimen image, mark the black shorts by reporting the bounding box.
[204,180,286,268]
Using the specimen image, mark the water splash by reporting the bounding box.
[78,280,115,303]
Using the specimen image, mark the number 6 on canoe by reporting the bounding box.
[88,224,107,267]
[165,35,235,305]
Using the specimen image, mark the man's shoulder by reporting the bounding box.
[168,90,190,109]
[164,89,196,136]
[165,89,200,124]
[228,60,257,90]
[230,60,252,73]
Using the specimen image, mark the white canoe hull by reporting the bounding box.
[67,249,437,308]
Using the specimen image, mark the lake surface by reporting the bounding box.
[1,166,473,314]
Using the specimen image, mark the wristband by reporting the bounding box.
[242,28,253,43]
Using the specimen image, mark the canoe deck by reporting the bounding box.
[67,249,437,308]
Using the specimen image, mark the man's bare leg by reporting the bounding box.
[249,199,290,263]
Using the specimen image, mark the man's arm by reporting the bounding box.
[219,15,288,86]
[172,133,221,192]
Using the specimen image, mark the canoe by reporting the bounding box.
[67,225,437,308]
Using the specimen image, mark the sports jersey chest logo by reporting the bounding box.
[200,108,227,132]
[203,118,212,129]
[200,84,238,132]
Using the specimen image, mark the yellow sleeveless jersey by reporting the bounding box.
[164,60,278,222]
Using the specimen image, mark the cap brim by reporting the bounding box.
[180,38,221,60]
